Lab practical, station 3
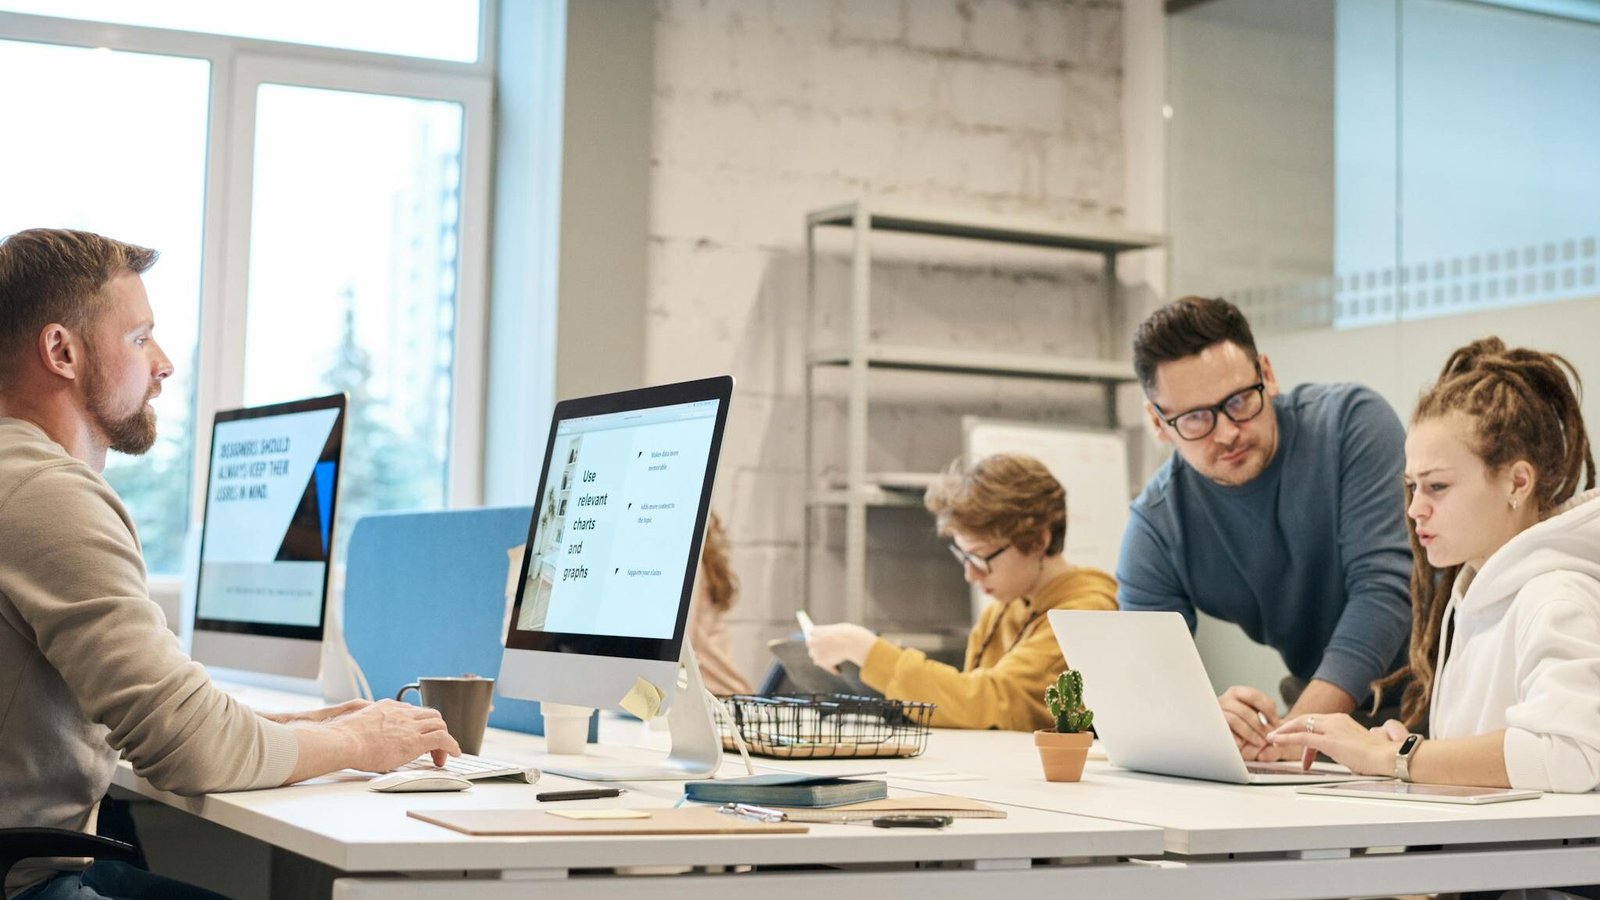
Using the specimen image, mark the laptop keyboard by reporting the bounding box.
[397,753,541,783]
[1245,761,1305,774]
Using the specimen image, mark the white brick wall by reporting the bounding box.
[646,0,1130,687]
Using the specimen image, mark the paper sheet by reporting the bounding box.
[619,676,664,719]
[546,809,651,820]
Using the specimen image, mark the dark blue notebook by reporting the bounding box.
[684,772,888,808]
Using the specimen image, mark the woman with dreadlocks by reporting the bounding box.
[1270,337,1600,794]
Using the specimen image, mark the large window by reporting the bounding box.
[241,82,468,553]
[0,1,481,61]
[0,10,491,577]
[0,39,209,573]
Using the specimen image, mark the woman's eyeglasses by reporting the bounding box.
[948,542,1011,574]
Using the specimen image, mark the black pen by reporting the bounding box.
[536,788,626,802]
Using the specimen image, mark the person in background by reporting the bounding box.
[1117,296,1413,761]
[688,511,752,696]
[805,453,1117,731]
[0,229,458,900]
[1272,338,1600,799]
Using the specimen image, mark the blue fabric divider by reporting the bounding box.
[343,505,596,740]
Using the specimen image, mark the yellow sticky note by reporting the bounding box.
[546,809,650,820]
[619,676,664,719]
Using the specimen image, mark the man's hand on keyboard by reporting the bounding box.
[335,699,460,771]
[283,699,460,784]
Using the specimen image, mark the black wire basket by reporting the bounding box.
[717,693,935,759]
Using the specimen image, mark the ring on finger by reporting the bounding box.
[1305,716,1316,734]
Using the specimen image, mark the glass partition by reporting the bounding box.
[1169,0,1600,414]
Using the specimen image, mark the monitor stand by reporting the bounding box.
[543,641,722,782]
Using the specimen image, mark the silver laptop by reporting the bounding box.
[1049,610,1380,785]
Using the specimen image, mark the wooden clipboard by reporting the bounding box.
[408,807,809,836]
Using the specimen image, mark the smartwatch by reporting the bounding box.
[1394,733,1423,782]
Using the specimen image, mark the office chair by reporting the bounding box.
[343,506,593,739]
[0,828,138,887]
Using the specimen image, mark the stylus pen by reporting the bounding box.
[537,788,626,802]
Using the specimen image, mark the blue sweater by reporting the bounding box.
[1116,383,1412,703]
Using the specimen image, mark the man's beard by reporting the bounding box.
[83,355,158,456]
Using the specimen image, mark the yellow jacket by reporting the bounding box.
[859,567,1117,731]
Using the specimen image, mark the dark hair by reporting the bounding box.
[0,228,158,387]
[923,453,1067,556]
[1372,337,1596,726]
[1131,296,1259,392]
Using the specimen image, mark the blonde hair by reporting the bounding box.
[1373,337,1595,726]
[923,453,1066,556]
[699,510,737,612]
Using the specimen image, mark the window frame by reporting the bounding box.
[0,8,496,596]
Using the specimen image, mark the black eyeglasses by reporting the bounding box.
[1152,377,1267,441]
[948,542,1011,574]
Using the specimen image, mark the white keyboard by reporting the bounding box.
[397,753,541,784]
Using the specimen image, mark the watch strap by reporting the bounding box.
[1394,734,1422,782]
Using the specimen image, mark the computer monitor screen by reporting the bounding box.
[190,393,347,680]
[500,376,732,713]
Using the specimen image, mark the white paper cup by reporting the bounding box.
[541,702,592,755]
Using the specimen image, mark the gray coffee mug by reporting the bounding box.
[396,675,495,755]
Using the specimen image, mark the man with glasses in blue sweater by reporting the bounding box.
[1117,296,1412,761]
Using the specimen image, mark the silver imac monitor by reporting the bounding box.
[189,394,347,685]
[499,375,732,780]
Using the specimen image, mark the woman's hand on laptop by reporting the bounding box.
[1268,713,1407,774]
[1218,686,1287,761]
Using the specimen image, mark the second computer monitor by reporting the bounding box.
[499,376,732,714]
[190,393,347,682]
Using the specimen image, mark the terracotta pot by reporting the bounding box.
[1035,729,1093,782]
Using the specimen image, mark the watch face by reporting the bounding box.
[1399,734,1421,755]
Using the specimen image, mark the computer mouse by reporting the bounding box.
[367,771,473,793]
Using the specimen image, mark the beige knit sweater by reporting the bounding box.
[0,417,297,897]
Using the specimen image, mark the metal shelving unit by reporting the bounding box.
[803,200,1163,622]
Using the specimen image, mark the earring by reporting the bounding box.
[1510,497,1520,511]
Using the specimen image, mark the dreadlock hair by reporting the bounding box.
[1372,337,1595,727]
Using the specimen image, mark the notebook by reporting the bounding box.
[684,772,888,807]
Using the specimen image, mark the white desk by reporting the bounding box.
[112,688,1163,899]
[114,687,1600,898]
[779,729,1600,899]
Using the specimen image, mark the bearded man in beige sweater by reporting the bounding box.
[0,229,460,900]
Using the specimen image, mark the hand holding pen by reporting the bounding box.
[1216,685,1283,761]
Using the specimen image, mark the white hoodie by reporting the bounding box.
[1430,488,1600,793]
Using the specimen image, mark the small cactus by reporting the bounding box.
[1044,669,1094,734]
